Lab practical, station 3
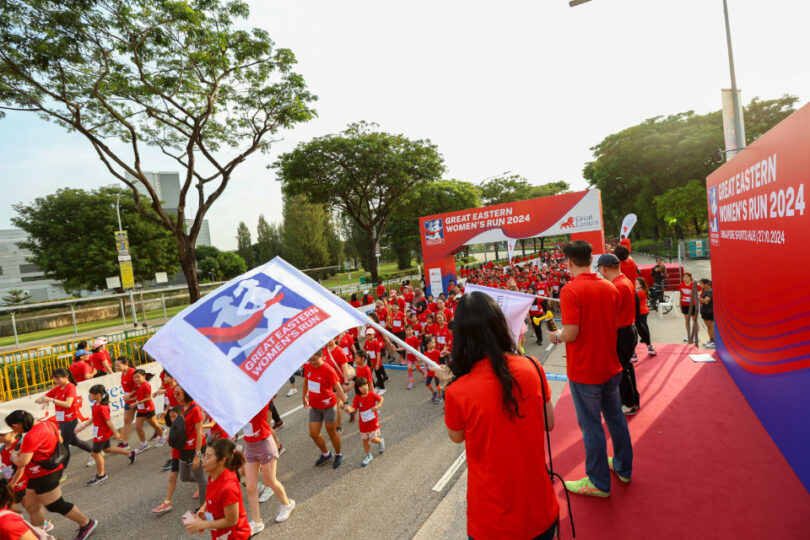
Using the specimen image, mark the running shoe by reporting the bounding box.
[278,445,286,457]
[378,438,386,454]
[86,457,95,467]
[116,442,129,449]
[630,353,638,363]
[273,420,284,430]
[161,459,172,471]
[259,486,274,503]
[374,387,382,393]
[74,518,98,540]
[249,521,265,537]
[286,388,297,397]
[129,451,136,465]
[149,432,160,442]
[406,382,414,390]
[704,341,716,348]
[155,436,167,448]
[647,346,657,356]
[86,474,108,487]
[42,521,54,533]
[683,337,689,342]
[622,405,639,416]
[607,456,631,484]
[135,441,150,454]
[361,453,373,467]
[151,501,172,514]
[275,500,296,523]
[378,388,387,395]
[333,453,344,469]
[564,477,609,498]
[315,452,333,467]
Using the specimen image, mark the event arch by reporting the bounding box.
[419,189,606,295]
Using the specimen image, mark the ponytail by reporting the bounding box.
[116,356,133,368]
[209,438,245,472]
[0,477,15,510]
[52,367,77,386]
[134,369,154,382]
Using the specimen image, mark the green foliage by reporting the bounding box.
[194,246,245,280]
[479,175,569,206]
[195,245,220,263]
[281,194,330,270]
[12,186,179,294]
[654,180,708,238]
[217,251,247,279]
[236,222,255,268]
[584,95,798,238]
[255,215,283,265]
[2,289,31,305]
[274,121,445,281]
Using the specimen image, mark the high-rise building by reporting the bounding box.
[0,229,67,304]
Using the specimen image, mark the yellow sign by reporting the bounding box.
[115,230,130,256]
[119,260,135,289]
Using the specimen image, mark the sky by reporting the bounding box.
[1,0,809,250]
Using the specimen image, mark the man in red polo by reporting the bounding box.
[548,241,633,498]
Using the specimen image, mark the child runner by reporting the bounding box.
[423,337,443,404]
[390,303,407,362]
[323,338,353,434]
[115,357,138,450]
[302,349,347,469]
[402,325,425,389]
[343,377,386,466]
[349,350,374,423]
[338,330,356,359]
[76,384,137,486]
[362,328,388,394]
[126,369,166,451]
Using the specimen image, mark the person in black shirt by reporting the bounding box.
[699,279,714,348]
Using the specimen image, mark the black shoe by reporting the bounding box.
[315,452,333,467]
[536,340,543,346]
[75,518,98,539]
[349,412,356,423]
[161,459,172,471]
[333,454,344,469]
[129,451,136,465]
[272,420,284,430]
[86,474,108,486]
[336,426,343,435]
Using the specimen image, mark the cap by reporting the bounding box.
[92,337,108,348]
[362,290,369,295]
[596,253,620,268]
[365,328,375,335]
[0,423,12,435]
[75,349,91,358]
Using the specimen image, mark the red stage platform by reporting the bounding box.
[550,343,810,539]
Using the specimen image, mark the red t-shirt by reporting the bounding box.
[354,364,373,385]
[679,282,694,306]
[338,333,355,358]
[121,368,137,404]
[323,346,348,384]
[611,274,637,327]
[376,284,386,299]
[92,403,114,442]
[203,468,251,540]
[69,360,93,382]
[638,289,650,316]
[363,338,385,369]
[560,272,622,385]
[19,422,63,479]
[410,321,423,336]
[444,355,559,540]
[424,323,438,338]
[303,362,340,409]
[405,335,421,362]
[349,300,362,308]
[46,383,77,422]
[620,256,639,284]
[243,403,271,442]
[390,312,406,332]
[165,382,181,408]
[435,325,453,352]
[135,382,155,413]
[424,348,441,377]
[209,423,228,441]
[376,308,389,328]
[182,403,204,450]
[90,349,111,373]
[0,511,32,540]
[1,440,27,491]
[352,392,382,433]
[529,299,543,316]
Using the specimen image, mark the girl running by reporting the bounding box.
[76,384,136,486]
[342,377,385,467]
[125,369,166,451]
[635,278,657,356]
[35,368,93,471]
[402,325,425,389]
[1,425,44,529]
[423,337,443,403]
[363,328,387,394]
[350,350,374,423]
[115,357,138,450]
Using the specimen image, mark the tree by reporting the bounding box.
[0,0,316,301]
[281,194,330,270]
[385,179,482,268]
[255,215,283,265]
[236,222,255,268]
[217,251,247,279]
[2,289,31,306]
[12,186,179,294]
[274,121,445,282]
[341,217,371,271]
[654,180,708,238]
[583,95,798,239]
[323,212,344,268]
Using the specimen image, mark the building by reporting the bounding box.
[126,171,212,246]
[0,229,68,304]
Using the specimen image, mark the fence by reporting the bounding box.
[0,327,159,402]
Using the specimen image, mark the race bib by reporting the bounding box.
[93,426,99,438]
[343,347,350,356]
[307,380,321,394]
[1,465,13,480]
[360,409,375,423]
[438,336,446,344]
[204,511,214,522]
[393,320,402,328]
[137,403,145,410]
[56,411,65,422]
[367,351,376,359]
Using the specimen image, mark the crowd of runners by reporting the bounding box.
[0,240,715,540]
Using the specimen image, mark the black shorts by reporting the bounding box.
[27,469,62,494]
[92,439,111,453]
[681,305,697,315]
[702,313,714,322]
[136,410,156,419]
[14,490,25,503]
[171,449,197,472]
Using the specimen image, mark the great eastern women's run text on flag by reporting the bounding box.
[143,257,369,436]
[463,283,535,347]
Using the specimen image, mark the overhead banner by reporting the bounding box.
[706,102,810,491]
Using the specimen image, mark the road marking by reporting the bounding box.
[546,373,568,382]
[432,450,466,492]
[545,343,555,352]
[280,404,304,418]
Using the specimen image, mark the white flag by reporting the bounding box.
[507,238,517,265]
[143,257,368,436]
[619,213,637,238]
[463,283,535,347]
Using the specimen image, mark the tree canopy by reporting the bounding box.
[0,0,316,300]
[12,186,179,293]
[274,121,444,282]
[479,175,569,206]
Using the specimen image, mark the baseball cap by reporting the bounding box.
[362,290,369,295]
[596,253,620,268]
[365,328,375,335]
[92,337,108,348]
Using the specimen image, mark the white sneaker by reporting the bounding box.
[259,486,273,503]
[286,388,297,397]
[154,436,167,448]
[378,437,386,454]
[361,453,373,467]
[275,500,296,523]
[378,388,387,395]
[86,457,96,467]
[249,520,265,537]
[704,341,716,348]
[135,441,150,454]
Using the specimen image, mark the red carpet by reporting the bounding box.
[550,343,810,540]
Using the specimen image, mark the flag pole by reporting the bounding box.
[363,317,441,371]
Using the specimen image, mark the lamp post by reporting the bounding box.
[115,195,139,327]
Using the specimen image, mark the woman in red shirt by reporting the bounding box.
[0,476,40,540]
[435,292,559,540]
[89,337,112,377]
[635,278,657,357]
[125,370,166,452]
[35,368,93,470]
[679,272,699,341]
[115,357,138,451]
[184,439,251,539]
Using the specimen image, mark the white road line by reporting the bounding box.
[545,343,555,352]
[432,450,466,492]
[280,404,304,418]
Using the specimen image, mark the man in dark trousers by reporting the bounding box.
[597,253,641,415]
[549,241,633,497]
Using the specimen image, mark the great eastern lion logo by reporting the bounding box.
[560,216,575,229]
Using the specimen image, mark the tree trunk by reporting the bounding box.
[693,216,702,236]
[533,237,537,253]
[540,236,545,252]
[520,239,526,257]
[365,229,379,283]
[176,234,201,303]
[493,242,499,260]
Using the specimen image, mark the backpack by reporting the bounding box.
[34,423,68,471]
[168,405,199,450]
[0,510,57,540]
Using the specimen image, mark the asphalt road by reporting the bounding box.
[46,340,557,540]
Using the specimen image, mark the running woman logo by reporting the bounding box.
[184,273,331,381]
[424,218,445,245]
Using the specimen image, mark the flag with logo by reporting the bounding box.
[143,257,368,436]
[463,283,535,347]
[507,238,517,266]
[619,213,637,238]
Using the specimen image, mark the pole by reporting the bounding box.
[140,287,148,326]
[723,0,745,153]
[364,317,440,371]
[11,312,18,347]
[119,298,127,327]
[129,290,138,327]
[70,304,78,336]
[161,292,167,320]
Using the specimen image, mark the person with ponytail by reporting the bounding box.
[434,291,559,540]
[0,476,40,540]
[35,368,93,472]
[75,384,137,486]
[124,370,166,453]
[115,357,138,450]
[183,439,251,539]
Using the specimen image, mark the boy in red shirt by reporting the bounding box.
[342,377,385,467]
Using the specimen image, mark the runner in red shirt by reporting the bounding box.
[69,350,96,383]
[614,245,639,284]
[679,272,699,341]
[375,282,386,299]
[343,377,385,467]
[337,331,356,359]
[423,338,443,404]
[35,368,92,470]
[401,326,425,389]
[323,338,352,433]
[434,313,453,364]
[115,357,138,451]
[0,428,29,513]
[635,277,657,357]
[303,349,347,469]
[184,439,253,539]
[89,337,112,375]
[76,384,136,485]
[126,370,166,451]
[362,329,388,393]
[375,300,390,330]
